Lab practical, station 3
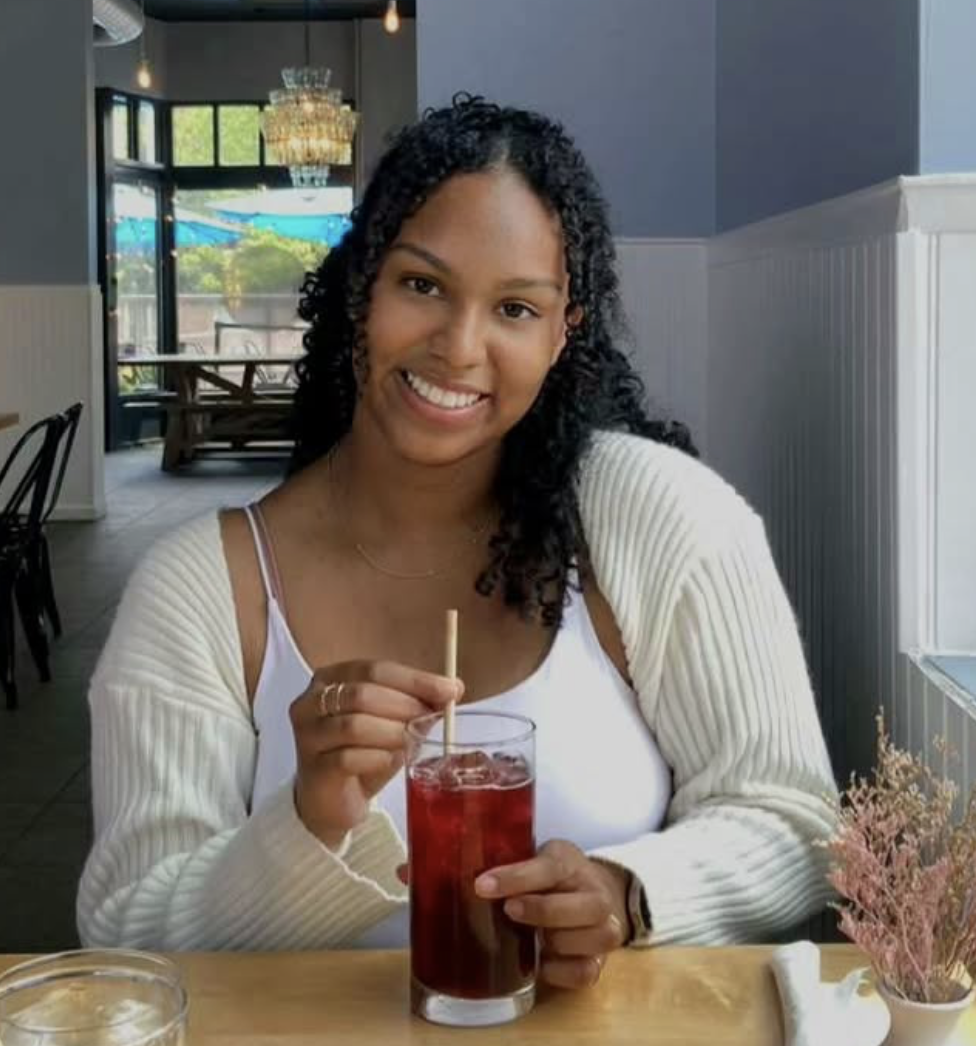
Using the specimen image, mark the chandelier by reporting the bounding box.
[260,9,359,188]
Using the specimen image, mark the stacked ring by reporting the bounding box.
[318,682,346,717]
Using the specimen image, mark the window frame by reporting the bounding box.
[96,89,357,449]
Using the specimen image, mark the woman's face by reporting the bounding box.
[359,168,578,468]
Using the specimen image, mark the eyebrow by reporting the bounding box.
[388,242,564,294]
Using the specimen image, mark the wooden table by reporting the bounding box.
[118,354,301,470]
[0,413,19,432]
[3,947,974,1044]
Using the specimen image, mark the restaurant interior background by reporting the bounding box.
[0,0,974,953]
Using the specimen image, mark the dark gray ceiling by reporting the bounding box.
[145,0,415,21]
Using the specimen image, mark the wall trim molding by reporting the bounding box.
[898,174,976,234]
[0,283,106,522]
[710,174,976,265]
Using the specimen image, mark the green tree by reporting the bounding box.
[172,106,214,166]
[172,105,262,168]
[176,244,227,294]
[224,229,324,302]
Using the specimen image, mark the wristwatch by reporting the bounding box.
[591,857,652,943]
[626,873,653,941]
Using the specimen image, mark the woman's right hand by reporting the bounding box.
[289,661,462,849]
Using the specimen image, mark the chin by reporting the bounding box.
[385,427,497,469]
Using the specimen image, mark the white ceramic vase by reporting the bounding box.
[877,982,974,1046]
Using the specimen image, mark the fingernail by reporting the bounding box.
[505,899,524,919]
[453,679,464,698]
[475,874,498,896]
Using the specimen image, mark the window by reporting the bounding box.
[172,105,215,166]
[98,90,356,448]
[113,182,162,394]
[112,97,130,161]
[173,103,266,168]
[138,101,157,164]
[174,187,352,368]
[219,106,262,166]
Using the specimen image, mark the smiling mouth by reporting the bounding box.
[400,370,489,410]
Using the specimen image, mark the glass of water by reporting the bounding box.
[0,950,187,1046]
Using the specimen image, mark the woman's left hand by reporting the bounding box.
[475,839,632,989]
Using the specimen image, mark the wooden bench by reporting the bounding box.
[162,397,294,470]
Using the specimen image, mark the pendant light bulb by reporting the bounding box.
[136,0,152,89]
[136,56,152,90]
[383,0,400,34]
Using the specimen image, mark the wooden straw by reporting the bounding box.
[444,609,458,751]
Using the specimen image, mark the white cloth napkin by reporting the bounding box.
[770,941,891,1046]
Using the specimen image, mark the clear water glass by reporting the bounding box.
[0,950,187,1046]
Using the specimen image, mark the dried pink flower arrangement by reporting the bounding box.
[824,713,976,1004]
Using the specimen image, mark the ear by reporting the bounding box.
[551,304,584,365]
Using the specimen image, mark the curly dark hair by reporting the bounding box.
[292,94,696,627]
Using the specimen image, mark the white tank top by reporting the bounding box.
[243,504,672,947]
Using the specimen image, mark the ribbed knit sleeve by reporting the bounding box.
[77,513,406,950]
[580,433,838,944]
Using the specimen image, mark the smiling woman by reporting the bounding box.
[78,96,838,1001]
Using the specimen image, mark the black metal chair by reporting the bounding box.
[0,412,66,709]
[31,402,83,637]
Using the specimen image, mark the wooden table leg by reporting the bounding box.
[161,405,184,472]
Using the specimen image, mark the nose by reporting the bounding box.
[429,304,486,369]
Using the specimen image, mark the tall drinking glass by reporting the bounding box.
[406,710,537,1027]
[0,950,187,1046]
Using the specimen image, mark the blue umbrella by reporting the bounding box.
[211,188,353,247]
[212,211,351,246]
[115,206,243,253]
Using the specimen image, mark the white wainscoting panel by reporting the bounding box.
[615,239,709,454]
[932,233,976,650]
[706,175,976,783]
[0,285,106,520]
[902,653,976,809]
[708,228,899,781]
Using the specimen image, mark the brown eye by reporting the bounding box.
[404,276,439,296]
[500,301,539,321]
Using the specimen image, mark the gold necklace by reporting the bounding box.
[353,516,493,580]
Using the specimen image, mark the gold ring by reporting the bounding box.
[332,682,347,716]
[318,682,339,717]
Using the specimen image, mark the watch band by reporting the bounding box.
[627,874,652,940]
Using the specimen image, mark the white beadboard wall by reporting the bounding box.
[901,654,976,817]
[0,285,106,520]
[707,175,976,795]
[615,239,709,454]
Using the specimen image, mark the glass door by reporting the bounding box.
[97,89,169,450]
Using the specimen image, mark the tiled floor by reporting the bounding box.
[0,447,281,951]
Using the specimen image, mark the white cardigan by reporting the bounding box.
[77,431,838,950]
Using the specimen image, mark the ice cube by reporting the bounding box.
[437,750,496,790]
[3,986,175,1046]
[489,752,532,788]
[408,755,443,787]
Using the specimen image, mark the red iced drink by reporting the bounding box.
[406,711,537,1026]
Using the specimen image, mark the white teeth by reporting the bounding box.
[404,371,482,409]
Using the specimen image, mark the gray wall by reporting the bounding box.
[919,0,976,173]
[94,16,169,98]
[0,0,97,285]
[359,19,418,180]
[164,21,355,100]
[417,0,716,238]
[716,0,919,232]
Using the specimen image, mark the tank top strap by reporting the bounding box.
[242,503,286,611]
